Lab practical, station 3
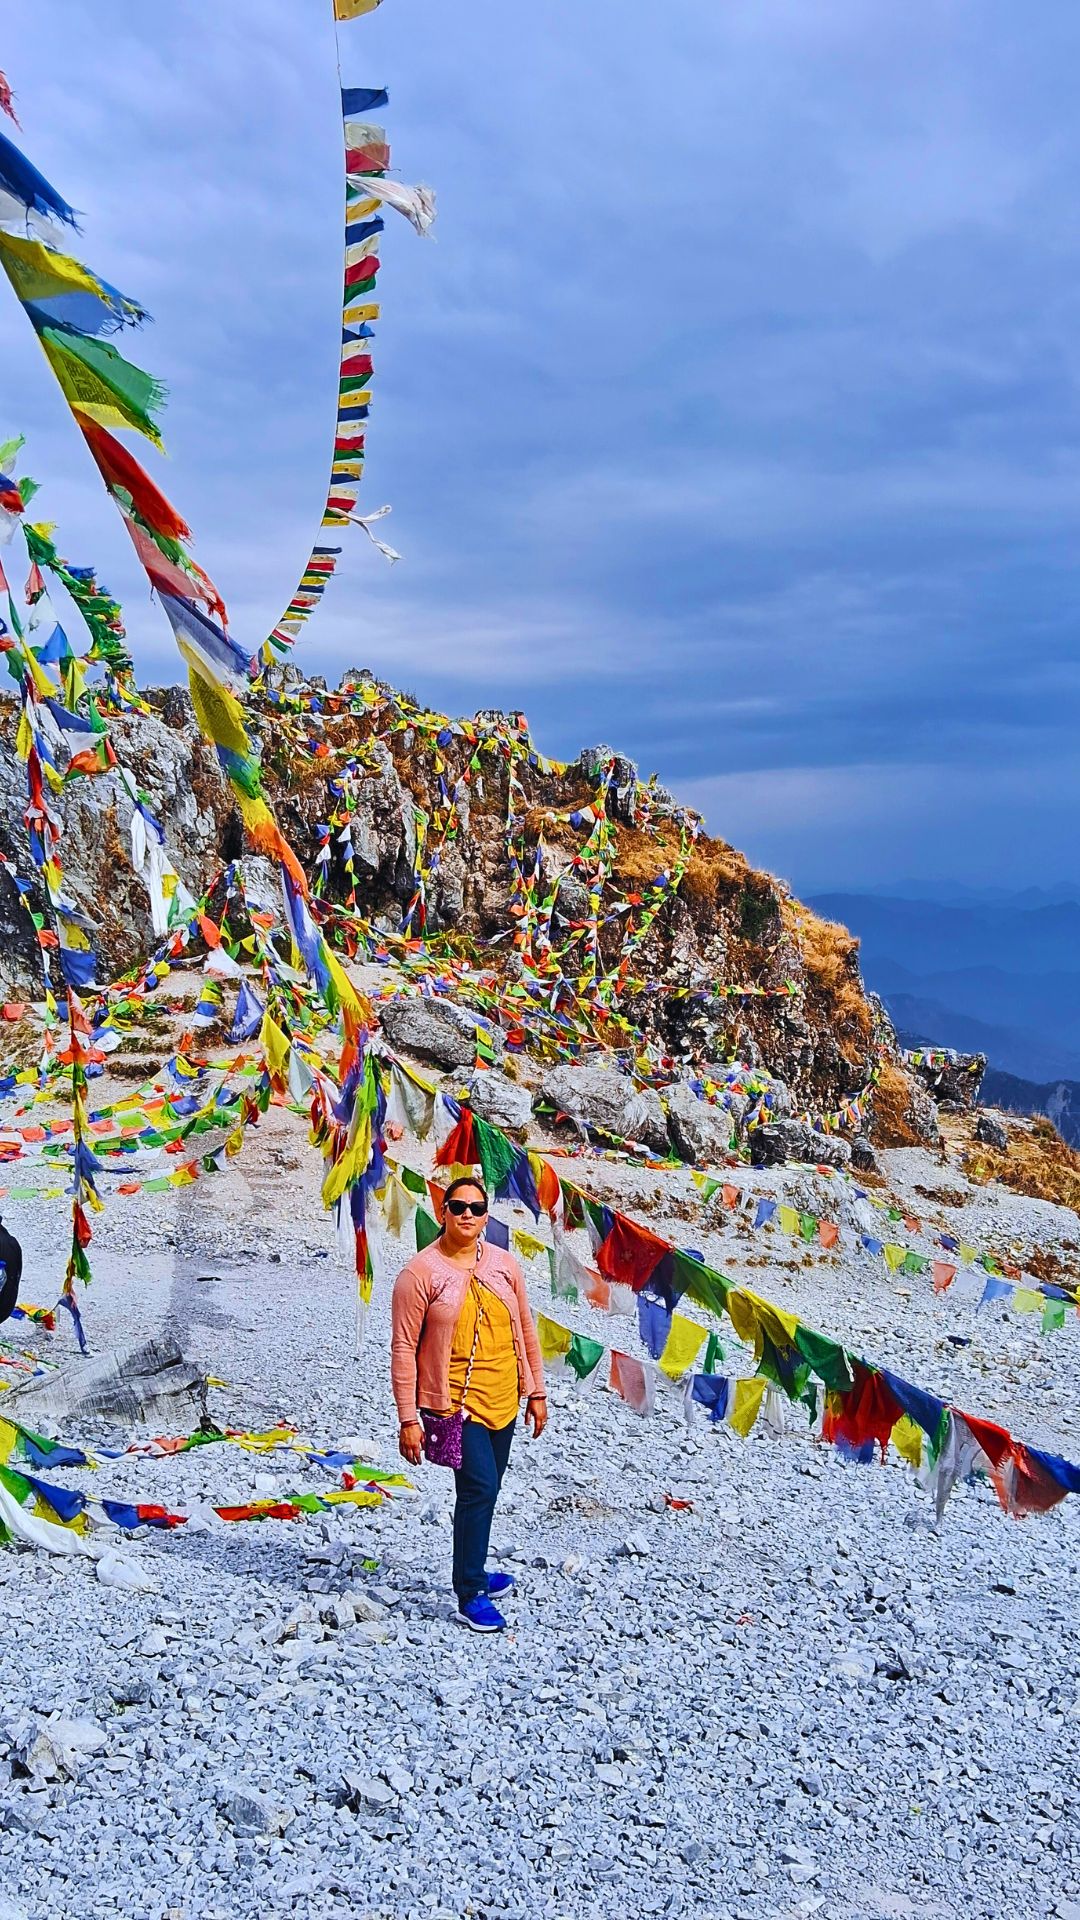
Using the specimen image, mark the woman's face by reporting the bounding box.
[441,1183,489,1251]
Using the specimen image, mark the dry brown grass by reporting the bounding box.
[1026,1241,1080,1285]
[962,1115,1080,1213]
[870,1060,925,1148]
[520,810,587,857]
[611,822,683,885]
[1,1015,43,1071]
[679,837,753,910]
[914,1182,968,1209]
[795,908,872,1045]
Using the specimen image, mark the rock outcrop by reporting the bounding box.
[379,996,504,1071]
[749,1120,852,1171]
[662,1082,736,1165]
[975,1111,1010,1153]
[463,1068,533,1133]
[539,1063,670,1155]
[0,673,935,1147]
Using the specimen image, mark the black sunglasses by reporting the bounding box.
[446,1198,488,1217]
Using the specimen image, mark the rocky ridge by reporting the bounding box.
[0,676,932,1152]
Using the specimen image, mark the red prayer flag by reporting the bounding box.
[77,416,192,541]
[596,1212,669,1291]
[822,1362,904,1460]
[609,1350,655,1416]
[435,1111,478,1170]
[534,1158,561,1217]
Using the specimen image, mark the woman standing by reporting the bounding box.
[390,1176,547,1632]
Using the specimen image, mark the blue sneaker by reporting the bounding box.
[486,1571,516,1600]
[456,1593,506,1633]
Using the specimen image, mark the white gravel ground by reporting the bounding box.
[0,1091,1078,1920]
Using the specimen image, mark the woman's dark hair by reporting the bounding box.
[438,1175,489,1232]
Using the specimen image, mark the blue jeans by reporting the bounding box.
[452,1416,516,1603]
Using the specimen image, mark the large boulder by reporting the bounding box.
[539,1063,669,1154]
[380,996,504,1071]
[749,1120,852,1170]
[575,744,639,825]
[464,1068,533,1133]
[663,1082,735,1166]
[907,1046,987,1113]
[975,1111,1009,1152]
[6,1337,206,1430]
[849,1134,878,1174]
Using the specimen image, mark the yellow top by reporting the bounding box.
[448,1276,521,1432]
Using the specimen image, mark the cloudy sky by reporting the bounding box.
[4,0,1080,892]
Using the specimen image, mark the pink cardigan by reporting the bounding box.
[390,1239,546,1427]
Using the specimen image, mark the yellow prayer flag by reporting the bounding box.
[728,1376,767,1437]
[725,1289,760,1348]
[1012,1288,1041,1313]
[536,1315,572,1365]
[0,230,105,303]
[259,1012,292,1085]
[891,1415,923,1471]
[777,1205,800,1236]
[321,1116,372,1208]
[512,1229,548,1262]
[334,0,383,18]
[380,1173,415,1237]
[884,1243,907,1272]
[659,1313,706,1382]
[747,1290,799,1345]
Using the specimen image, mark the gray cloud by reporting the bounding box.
[4,0,1080,891]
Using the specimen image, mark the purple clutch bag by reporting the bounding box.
[421,1407,465,1470]
[420,1267,484,1470]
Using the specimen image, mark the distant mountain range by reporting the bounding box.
[808,887,1080,1145]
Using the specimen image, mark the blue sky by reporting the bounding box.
[4,0,1080,893]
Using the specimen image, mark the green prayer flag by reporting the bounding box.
[415,1207,440,1252]
[672,1250,730,1320]
[399,1165,426,1196]
[793,1324,854,1394]
[1041,1298,1067,1334]
[472,1115,518,1195]
[38,325,167,447]
[702,1331,724,1374]
[566,1333,605,1382]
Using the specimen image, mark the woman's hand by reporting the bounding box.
[398,1420,424,1466]
[524,1395,547,1439]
